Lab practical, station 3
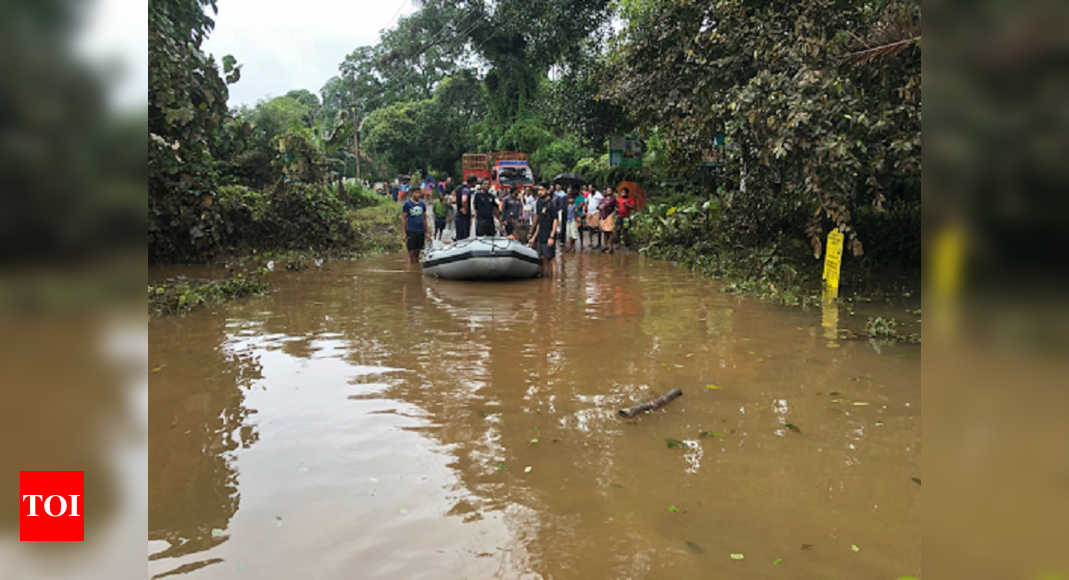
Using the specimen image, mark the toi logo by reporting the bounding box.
[20,471,84,541]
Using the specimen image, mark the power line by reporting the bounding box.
[381,0,411,34]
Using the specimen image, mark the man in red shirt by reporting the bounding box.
[615,187,637,248]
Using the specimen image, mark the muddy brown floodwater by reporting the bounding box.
[148,252,921,580]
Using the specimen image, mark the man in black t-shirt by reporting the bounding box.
[500,186,523,237]
[454,175,475,240]
[529,186,559,277]
[473,185,500,237]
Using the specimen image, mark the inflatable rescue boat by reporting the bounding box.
[421,237,539,280]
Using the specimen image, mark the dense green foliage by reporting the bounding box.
[149,0,921,283]
[605,0,921,262]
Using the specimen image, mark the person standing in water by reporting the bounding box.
[585,186,604,249]
[473,182,500,237]
[615,186,637,248]
[598,186,617,253]
[433,191,448,241]
[529,186,559,277]
[501,185,524,238]
[454,175,475,240]
[401,187,430,267]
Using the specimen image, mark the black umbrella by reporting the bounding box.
[552,173,586,186]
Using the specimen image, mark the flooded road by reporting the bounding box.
[148,252,921,579]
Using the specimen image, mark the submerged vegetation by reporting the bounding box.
[148,276,269,317]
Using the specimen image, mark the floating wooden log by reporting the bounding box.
[618,388,683,418]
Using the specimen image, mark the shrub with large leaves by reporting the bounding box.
[148,0,240,262]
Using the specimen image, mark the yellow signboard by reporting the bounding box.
[822,229,844,291]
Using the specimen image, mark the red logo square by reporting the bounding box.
[20,471,84,541]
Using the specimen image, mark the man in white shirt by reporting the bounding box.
[585,187,604,248]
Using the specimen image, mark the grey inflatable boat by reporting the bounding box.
[421,237,540,280]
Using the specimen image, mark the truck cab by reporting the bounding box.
[462,151,534,190]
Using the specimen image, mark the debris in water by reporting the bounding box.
[801,544,814,551]
[730,553,745,560]
[666,505,680,513]
[495,463,506,471]
[524,466,532,473]
[211,528,224,538]
[400,508,408,514]
[851,544,860,552]
[610,483,625,489]
[773,558,783,565]
[685,540,704,554]
[785,423,801,433]
[619,388,683,418]
[911,477,921,486]
[699,431,720,438]
[529,438,539,444]
[665,438,685,449]
[706,384,723,390]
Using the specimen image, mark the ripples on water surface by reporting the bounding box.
[148,252,921,579]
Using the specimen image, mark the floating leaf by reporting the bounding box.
[211,528,224,538]
[529,438,539,444]
[666,505,681,513]
[773,558,783,565]
[610,483,625,489]
[756,357,766,362]
[524,466,532,473]
[685,540,704,554]
[730,553,745,560]
[851,544,860,552]
[151,366,163,373]
[665,438,685,449]
[911,477,921,486]
[706,384,724,390]
[495,463,506,471]
[785,423,801,433]
[699,431,720,438]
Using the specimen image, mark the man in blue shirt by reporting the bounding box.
[401,187,430,267]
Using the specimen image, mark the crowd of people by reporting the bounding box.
[398,175,638,274]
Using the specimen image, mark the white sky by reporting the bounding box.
[204,0,415,107]
[79,0,149,112]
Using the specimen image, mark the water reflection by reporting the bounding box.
[148,253,921,579]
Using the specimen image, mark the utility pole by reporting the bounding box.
[351,103,360,184]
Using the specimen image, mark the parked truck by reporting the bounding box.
[461,151,535,190]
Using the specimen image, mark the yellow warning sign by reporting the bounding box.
[822,230,844,290]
